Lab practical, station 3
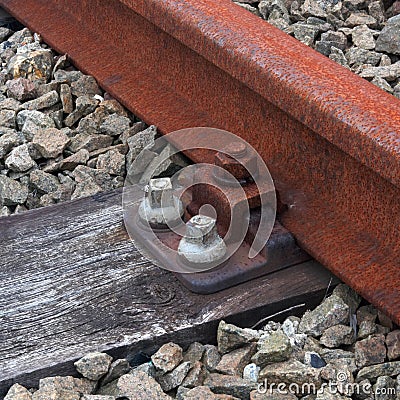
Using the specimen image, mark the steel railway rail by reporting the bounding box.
[1,0,400,323]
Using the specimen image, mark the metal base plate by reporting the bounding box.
[174,221,310,294]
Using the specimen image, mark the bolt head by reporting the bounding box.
[149,177,174,207]
[214,144,258,181]
[178,214,226,265]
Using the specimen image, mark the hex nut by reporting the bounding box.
[138,177,184,227]
[178,215,226,264]
[214,142,259,183]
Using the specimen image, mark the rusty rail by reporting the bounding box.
[2,0,400,323]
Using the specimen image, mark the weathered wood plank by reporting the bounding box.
[0,189,336,395]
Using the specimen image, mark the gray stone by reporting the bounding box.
[307,17,333,31]
[38,375,96,395]
[151,342,183,373]
[379,54,392,67]
[20,110,56,141]
[321,363,354,396]
[355,334,386,368]
[33,127,70,158]
[293,23,320,45]
[14,204,27,214]
[183,342,205,363]
[131,361,157,378]
[332,284,362,313]
[356,361,400,381]
[4,383,32,400]
[55,149,89,171]
[100,114,130,136]
[183,386,217,399]
[73,165,114,191]
[6,77,36,101]
[316,30,348,55]
[259,0,289,19]
[0,109,16,128]
[126,125,157,166]
[346,47,381,66]
[216,344,257,375]
[386,330,400,360]
[202,344,221,372]
[234,2,261,16]
[81,396,116,400]
[64,95,99,127]
[68,133,113,153]
[71,179,103,200]
[344,12,377,27]
[32,388,80,400]
[352,25,376,50]
[70,75,102,97]
[375,15,400,55]
[251,331,292,367]
[114,371,171,399]
[30,169,60,194]
[243,363,260,383]
[74,352,113,381]
[360,61,400,81]
[60,83,74,114]
[329,47,349,67]
[96,149,125,176]
[7,28,33,46]
[217,320,260,354]
[0,27,12,42]
[298,295,350,337]
[158,361,192,391]
[301,0,327,18]
[8,49,53,82]
[98,99,128,117]
[204,373,257,398]
[0,130,21,158]
[357,320,378,339]
[34,81,59,98]
[315,391,351,400]
[53,69,84,84]
[5,143,35,172]
[356,305,378,325]
[371,76,394,93]
[0,98,23,112]
[373,376,396,400]
[182,360,207,388]
[304,351,326,368]
[0,175,28,205]
[368,1,385,26]
[176,386,191,400]
[319,324,355,347]
[259,360,321,390]
[0,205,11,217]
[250,390,298,399]
[22,90,59,110]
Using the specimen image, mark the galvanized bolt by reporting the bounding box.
[138,177,184,228]
[214,141,258,183]
[178,215,226,265]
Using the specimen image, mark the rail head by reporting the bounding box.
[124,0,400,188]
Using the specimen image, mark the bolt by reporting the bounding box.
[138,177,184,228]
[178,215,226,265]
[214,141,258,183]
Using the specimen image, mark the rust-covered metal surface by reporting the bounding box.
[1,0,400,322]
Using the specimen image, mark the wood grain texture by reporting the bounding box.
[0,189,336,395]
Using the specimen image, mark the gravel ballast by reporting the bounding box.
[4,284,399,399]
[234,0,400,97]
[0,26,186,216]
